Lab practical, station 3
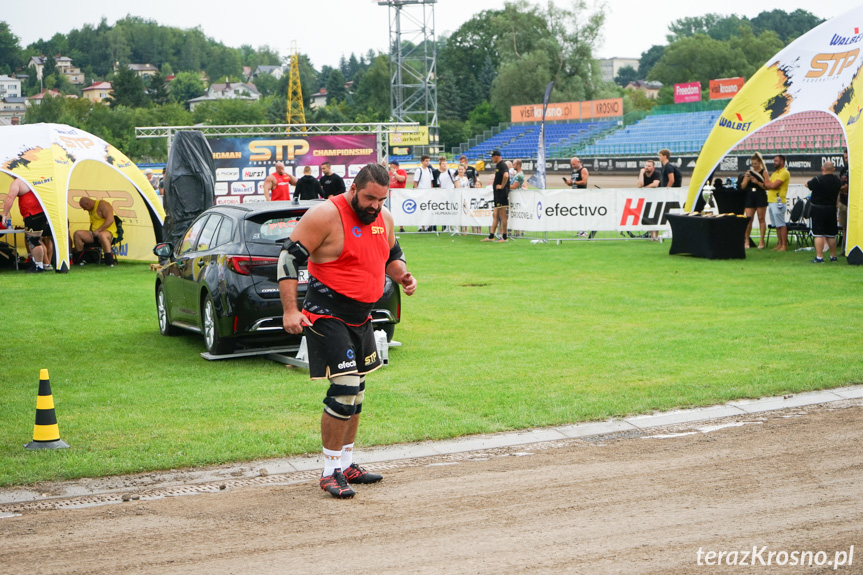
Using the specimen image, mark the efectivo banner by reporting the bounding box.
[390,187,812,231]
[208,135,377,204]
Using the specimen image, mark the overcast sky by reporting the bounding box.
[1,0,851,69]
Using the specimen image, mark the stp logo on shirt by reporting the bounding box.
[371,226,385,235]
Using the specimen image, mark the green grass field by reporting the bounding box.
[0,235,860,487]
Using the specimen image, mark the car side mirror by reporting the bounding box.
[153,242,174,259]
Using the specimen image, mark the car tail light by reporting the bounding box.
[397,303,401,321]
[226,255,278,275]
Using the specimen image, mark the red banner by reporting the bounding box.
[674,82,702,104]
[709,77,745,100]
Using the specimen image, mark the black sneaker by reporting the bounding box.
[342,463,383,484]
[811,257,824,263]
[25,266,45,274]
[320,470,355,498]
[830,256,838,262]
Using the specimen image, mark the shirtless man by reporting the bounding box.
[278,163,417,498]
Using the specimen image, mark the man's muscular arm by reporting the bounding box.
[383,209,416,296]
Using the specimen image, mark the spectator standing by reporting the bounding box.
[806,161,842,263]
[263,162,297,201]
[319,162,346,199]
[413,155,434,189]
[838,149,849,250]
[764,154,791,251]
[564,157,588,189]
[637,160,661,188]
[658,149,681,188]
[637,160,662,239]
[740,152,769,249]
[458,155,481,188]
[434,156,456,189]
[510,159,526,190]
[482,150,510,242]
[2,177,54,272]
[388,161,407,189]
[294,166,325,200]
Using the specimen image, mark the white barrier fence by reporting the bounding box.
[390,186,811,232]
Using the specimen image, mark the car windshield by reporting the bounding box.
[245,213,303,244]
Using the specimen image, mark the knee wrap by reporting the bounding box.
[25,229,43,248]
[323,374,362,420]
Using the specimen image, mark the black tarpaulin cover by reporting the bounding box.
[162,131,215,248]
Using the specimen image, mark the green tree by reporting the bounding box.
[192,98,266,125]
[42,53,57,80]
[638,45,665,79]
[0,22,22,75]
[614,65,640,86]
[24,93,65,123]
[352,54,390,121]
[751,9,823,43]
[108,65,149,108]
[647,34,737,87]
[253,73,280,97]
[169,71,206,108]
[147,72,171,106]
[466,100,502,136]
[490,50,554,117]
[326,69,348,104]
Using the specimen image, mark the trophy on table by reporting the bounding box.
[700,182,718,216]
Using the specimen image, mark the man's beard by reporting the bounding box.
[351,193,381,225]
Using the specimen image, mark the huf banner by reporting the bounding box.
[0,123,165,271]
[690,6,863,264]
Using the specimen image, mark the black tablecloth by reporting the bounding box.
[667,214,751,259]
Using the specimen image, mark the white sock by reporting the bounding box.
[322,447,341,477]
[35,262,43,269]
[341,444,354,471]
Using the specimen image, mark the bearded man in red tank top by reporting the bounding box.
[263,162,298,201]
[278,163,417,498]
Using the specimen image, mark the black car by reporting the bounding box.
[153,201,401,355]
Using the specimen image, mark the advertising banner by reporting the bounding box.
[388,127,428,146]
[510,98,623,123]
[208,135,377,203]
[390,188,689,231]
[709,77,745,100]
[674,82,702,104]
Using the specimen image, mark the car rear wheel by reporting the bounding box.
[156,284,177,336]
[202,294,234,355]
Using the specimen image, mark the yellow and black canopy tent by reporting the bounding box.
[0,123,165,272]
[688,5,863,264]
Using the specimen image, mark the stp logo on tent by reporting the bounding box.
[806,49,859,79]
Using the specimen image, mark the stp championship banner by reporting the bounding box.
[208,135,377,204]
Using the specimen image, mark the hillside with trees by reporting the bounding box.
[0,6,824,161]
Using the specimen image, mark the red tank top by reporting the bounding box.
[271,172,292,201]
[308,194,389,304]
[18,188,42,218]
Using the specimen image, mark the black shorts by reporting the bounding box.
[304,317,382,380]
[493,189,509,208]
[744,189,768,209]
[23,212,52,239]
[810,204,838,237]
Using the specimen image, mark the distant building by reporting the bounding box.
[116,63,160,78]
[625,80,663,99]
[0,96,27,124]
[29,55,85,85]
[0,75,22,99]
[310,88,327,110]
[82,81,113,104]
[28,89,78,106]
[187,81,261,111]
[251,65,286,80]
[598,57,640,83]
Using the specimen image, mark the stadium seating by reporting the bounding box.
[578,111,723,156]
[457,120,616,161]
[731,111,846,154]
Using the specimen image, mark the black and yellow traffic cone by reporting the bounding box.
[25,369,70,450]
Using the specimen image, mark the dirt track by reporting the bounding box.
[1,400,861,574]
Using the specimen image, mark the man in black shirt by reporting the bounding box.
[294,166,325,200]
[838,149,849,250]
[482,150,511,242]
[806,161,842,263]
[319,162,346,198]
[564,157,588,188]
[637,160,661,188]
[658,149,682,188]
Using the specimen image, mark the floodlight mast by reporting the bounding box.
[378,0,439,157]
